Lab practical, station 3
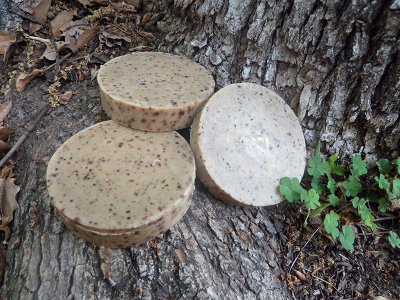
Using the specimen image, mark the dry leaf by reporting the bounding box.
[0,30,16,56]
[77,0,93,6]
[62,19,89,37]
[0,141,10,152]
[62,35,78,53]
[16,69,44,92]
[29,36,66,60]
[0,164,15,179]
[77,28,98,49]
[99,26,131,47]
[0,102,12,124]
[0,178,20,225]
[0,127,12,141]
[59,91,73,104]
[29,0,52,34]
[50,9,77,39]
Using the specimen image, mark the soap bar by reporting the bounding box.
[190,83,306,207]
[97,52,215,132]
[47,121,195,247]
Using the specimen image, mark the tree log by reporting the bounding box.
[1,0,400,299]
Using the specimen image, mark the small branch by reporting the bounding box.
[10,5,46,26]
[311,274,339,292]
[374,216,399,222]
[0,105,50,169]
[42,53,72,72]
[288,226,321,273]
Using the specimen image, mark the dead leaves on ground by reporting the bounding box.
[0,104,19,243]
[2,0,156,93]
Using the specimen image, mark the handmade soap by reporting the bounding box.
[190,83,306,206]
[97,52,215,132]
[47,121,195,247]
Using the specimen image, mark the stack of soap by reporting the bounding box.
[47,52,215,248]
[47,121,196,248]
[97,52,215,132]
[47,52,307,248]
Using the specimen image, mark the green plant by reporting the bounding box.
[279,143,400,252]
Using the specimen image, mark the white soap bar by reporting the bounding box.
[97,52,215,132]
[47,121,195,247]
[190,83,306,206]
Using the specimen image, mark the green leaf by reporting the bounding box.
[310,203,331,218]
[311,177,324,195]
[279,177,304,202]
[328,194,340,207]
[342,176,362,197]
[351,197,362,208]
[395,158,400,175]
[351,155,367,177]
[339,225,355,252]
[307,144,326,178]
[305,189,321,210]
[378,198,389,213]
[388,231,400,248]
[327,177,337,194]
[363,214,377,232]
[374,174,390,191]
[392,177,400,197]
[357,199,371,220]
[324,210,340,239]
[376,158,392,174]
[328,153,345,175]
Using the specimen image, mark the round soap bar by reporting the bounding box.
[190,83,306,207]
[97,52,215,132]
[47,121,195,247]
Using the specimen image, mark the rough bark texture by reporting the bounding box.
[151,0,400,162]
[1,0,400,299]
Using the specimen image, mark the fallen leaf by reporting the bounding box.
[0,127,12,141]
[0,164,15,179]
[29,36,66,60]
[0,31,16,56]
[0,102,12,124]
[16,69,44,92]
[99,26,131,47]
[29,0,52,34]
[0,178,20,225]
[0,141,11,152]
[62,35,78,53]
[77,28,98,49]
[50,9,77,39]
[77,0,93,6]
[59,91,73,104]
[62,19,89,37]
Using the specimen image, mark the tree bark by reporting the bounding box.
[1,0,400,299]
[150,0,400,161]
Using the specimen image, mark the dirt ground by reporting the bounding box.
[1,1,399,299]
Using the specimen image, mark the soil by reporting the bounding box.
[0,1,399,299]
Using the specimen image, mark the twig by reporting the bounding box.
[10,5,46,26]
[374,216,399,222]
[0,105,50,169]
[42,53,72,72]
[288,226,321,273]
[311,274,339,292]
[47,21,60,67]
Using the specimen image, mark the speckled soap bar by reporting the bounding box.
[190,83,306,207]
[47,121,195,247]
[97,52,215,132]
